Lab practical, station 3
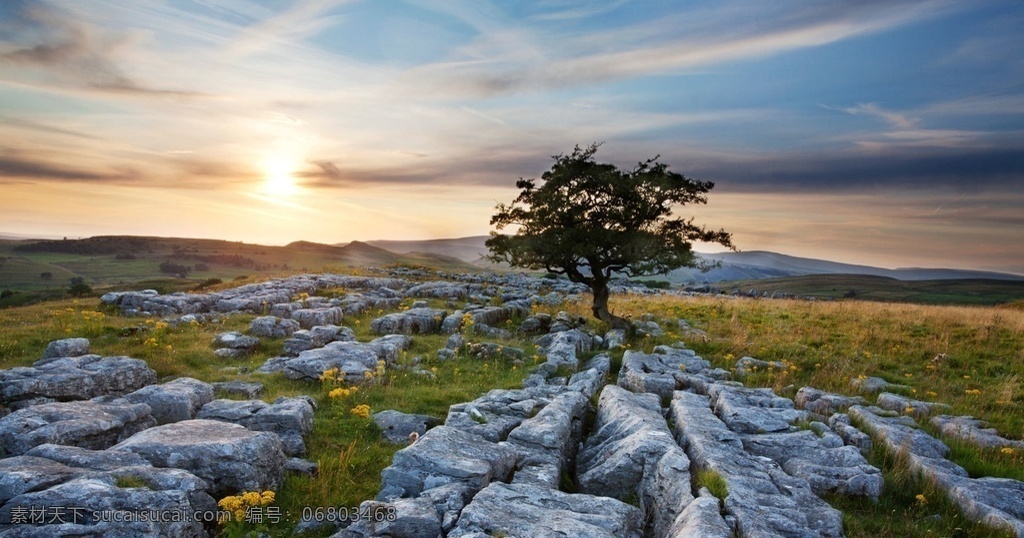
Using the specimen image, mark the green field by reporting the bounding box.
[0,236,479,306]
[722,273,1024,306]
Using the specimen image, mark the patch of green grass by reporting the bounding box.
[695,468,728,500]
[114,475,152,489]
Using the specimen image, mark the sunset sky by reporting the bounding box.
[1,0,1022,274]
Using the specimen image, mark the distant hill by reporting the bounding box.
[363,237,1024,283]
[718,274,1024,306]
[0,236,479,293]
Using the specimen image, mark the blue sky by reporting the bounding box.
[1,0,1022,273]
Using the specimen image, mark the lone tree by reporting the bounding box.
[486,143,733,328]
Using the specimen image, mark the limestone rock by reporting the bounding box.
[876,392,952,417]
[248,316,300,338]
[447,482,644,538]
[196,396,314,456]
[211,380,263,399]
[0,400,156,456]
[112,419,285,497]
[0,355,157,410]
[930,415,1024,451]
[850,376,910,395]
[41,338,90,360]
[377,426,517,499]
[124,377,213,425]
[291,307,344,329]
[794,386,868,416]
[370,308,446,335]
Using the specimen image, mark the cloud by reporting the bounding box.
[402,0,963,98]
[685,143,1024,193]
[0,2,203,97]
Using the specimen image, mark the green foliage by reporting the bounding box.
[67,277,93,297]
[486,143,732,325]
[695,468,728,500]
[114,475,152,489]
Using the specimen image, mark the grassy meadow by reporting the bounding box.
[1,280,1023,537]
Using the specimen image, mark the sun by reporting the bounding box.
[262,155,298,196]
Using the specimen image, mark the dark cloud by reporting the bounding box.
[683,144,1024,193]
[0,152,138,182]
[0,2,202,98]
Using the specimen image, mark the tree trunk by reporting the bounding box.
[590,282,629,329]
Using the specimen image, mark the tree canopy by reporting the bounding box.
[486,143,733,328]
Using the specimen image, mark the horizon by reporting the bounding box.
[2,1,1023,275]
[5,231,1023,277]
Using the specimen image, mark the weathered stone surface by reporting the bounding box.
[794,386,868,416]
[248,316,300,338]
[378,426,517,500]
[292,307,344,329]
[283,325,354,356]
[578,386,693,537]
[41,338,90,360]
[371,308,446,335]
[850,376,910,395]
[507,390,588,489]
[448,482,644,538]
[124,377,213,425]
[285,457,319,476]
[0,355,157,409]
[22,444,150,470]
[0,400,156,455]
[667,488,732,538]
[670,391,845,538]
[336,483,473,538]
[740,430,882,500]
[0,471,214,537]
[617,346,714,398]
[519,314,551,335]
[445,386,566,442]
[930,415,1024,451]
[733,356,785,377]
[211,380,263,399]
[851,405,1024,536]
[0,456,88,503]
[212,331,259,351]
[848,405,951,461]
[112,419,285,497]
[373,410,442,444]
[828,413,873,455]
[707,384,806,434]
[196,396,314,456]
[258,335,410,382]
[877,392,952,417]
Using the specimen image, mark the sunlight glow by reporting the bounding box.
[262,155,299,196]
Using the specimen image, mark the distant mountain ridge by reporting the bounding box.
[363,236,1024,283]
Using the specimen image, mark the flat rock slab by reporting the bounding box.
[197,396,314,456]
[249,316,300,338]
[258,336,411,382]
[670,391,845,538]
[371,308,447,335]
[850,405,1024,536]
[707,384,806,434]
[0,400,156,455]
[577,385,693,537]
[930,415,1024,451]
[378,426,517,499]
[507,390,588,489]
[447,482,644,538]
[112,419,285,497]
[794,387,868,416]
[445,385,569,443]
[41,338,90,360]
[124,377,214,425]
[0,355,157,409]
[617,346,716,398]
[876,392,952,418]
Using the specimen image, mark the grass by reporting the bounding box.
[2,281,1023,537]
[694,468,728,500]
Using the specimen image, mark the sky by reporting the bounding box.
[1,0,1022,274]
